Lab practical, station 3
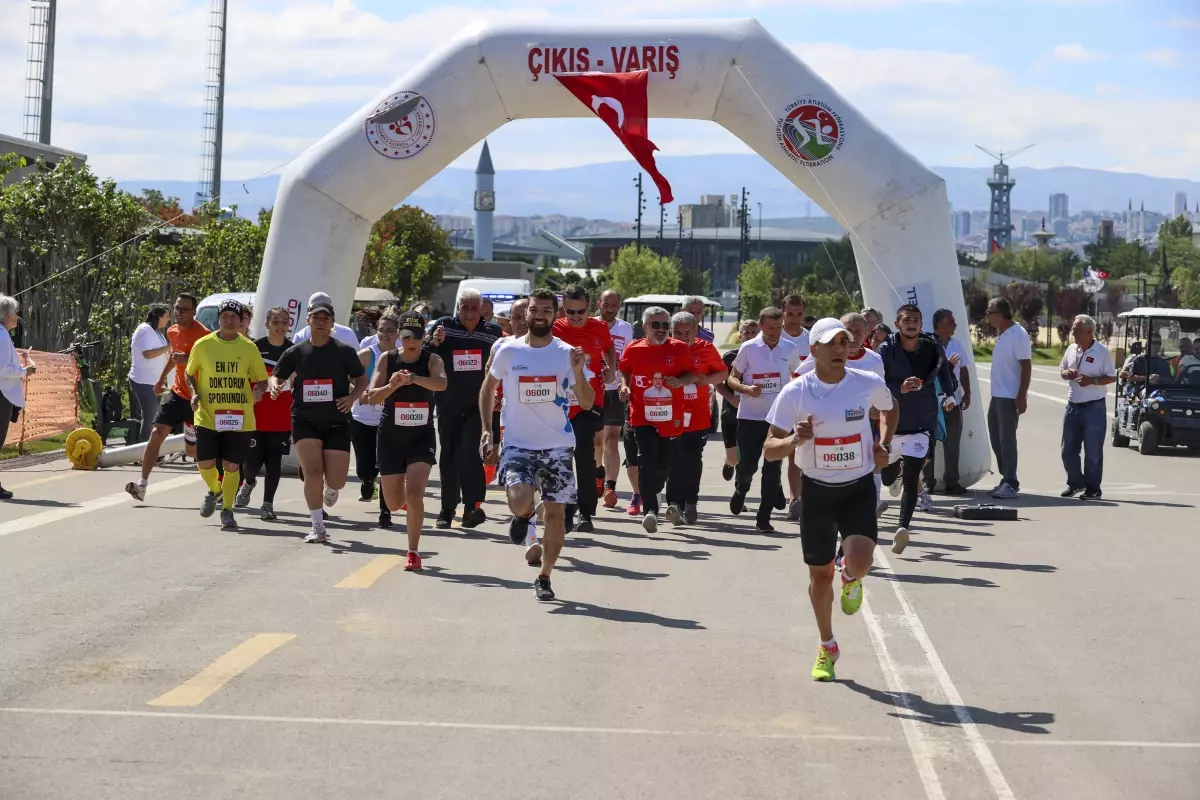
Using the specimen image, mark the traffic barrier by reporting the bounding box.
[2,351,79,452]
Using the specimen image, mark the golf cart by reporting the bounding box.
[1112,307,1200,454]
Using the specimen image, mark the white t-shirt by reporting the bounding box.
[293,323,360,349]
[782,327,811,362]
[490,338,579,451]
[990,324,1032,399]
[1059,341,1116,404]
[603,318,634,391]
[350,343,384,426]
[129,322,169,385]
[943,337,971,405]
[732,336,801,421]
[766,368,894,485]
[794,347,884,380]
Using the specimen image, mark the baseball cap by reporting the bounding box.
[308,291,333,307]
[398,312,425,338]
[809,317,850,345]
[218,298,244,316]
[309,301,335,317]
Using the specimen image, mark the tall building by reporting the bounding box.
[473,140,495,260]
[1098,219,1114,246]
[1052,217,1070,241]
[1049,193,1069,222]
[1173,191,1188,217]
[985,159,1017,250]
[680,194,735,229]
[953,210,971,239]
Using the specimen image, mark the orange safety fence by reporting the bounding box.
[2,351,80,452]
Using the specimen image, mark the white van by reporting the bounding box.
[457,278,532,319]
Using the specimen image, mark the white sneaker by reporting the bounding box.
[889,479,901,497]
[525,539,543,565]
[917,490,933,513]
[990,482,1019,499]
[892,527,910,554]
[876,500,888,518]
[323,487,339,508]
[642,512,658,533]
[125,481,146,502]
[304,527,328,544]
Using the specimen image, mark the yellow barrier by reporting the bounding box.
[2,351,80,452]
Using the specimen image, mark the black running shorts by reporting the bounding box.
[153,392,194,428]
[250,430,292,455]
[800,472,878,566]
[621,417,638,468]
[601,389,626,427]
[195,427,252,464]
[720,406,738,449]
[378,429,437,475]
[292,418,352,452]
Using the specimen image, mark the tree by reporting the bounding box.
[136,188,201,228]
[360,206,455,303]
[739,256,774,319]
[679,267,710,298]
[962,281,990,326]
[1159,215,1194,240]
[1000,283,1044,344]
[606,244,680,299]
[1053,285,1090,344]
[1085,236,1152,280]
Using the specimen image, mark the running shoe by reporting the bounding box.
[603,488,618,509]
[234,481,253,508]
[642,512,658,533]
[404,551,422,571]
[379,511,392,528]
[811,644,839,682]
[534,576,555,601]
[917,490,933,513]
[260,502,277,522]
[220,509,238,531]
[627,494,642,516]
[525,539,543,566]
[665,504,682,526]
[595,478,605,499]
[729,488,746,515]
[990,482,1019,500]
[435,514,452,530]
[125,481,146,502]
[889,479,901,497]
[722,464,734,482]
[200,491,218,518]
[943,484,968,496]
[684,502,698,525]
[892,526,910,555]
[1081,488,1103,501]
[304,526,328,544]
[840,575,864,616]
[787,498,802,521]
[755,521,776,533]
[463,507,487,528]
[1060,486,1082,498]
[576,518,595,533]
[323,487,340,508]
[876,500,889,518]
[508,514,534,544]
[359,481,374,502]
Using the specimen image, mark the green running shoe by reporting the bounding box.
[811,644,839,682]
[841,577,864,616]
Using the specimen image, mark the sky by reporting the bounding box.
[0,0,1197,192]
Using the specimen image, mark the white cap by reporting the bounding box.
[308,291,332,306]
[809,317,850,345]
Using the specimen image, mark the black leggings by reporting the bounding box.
[632,425,676,515]
[881,455,924,528]
[566,409,600,522]
[437,406,485,519]
[665,429,707,507]
[351,419,388,513]
[243,438,282,503]
[735,418,782,526]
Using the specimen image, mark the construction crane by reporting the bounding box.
[975,143,1035,254]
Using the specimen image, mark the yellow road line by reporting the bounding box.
[5,472,77,491]
[148,633,296,708]
[336,555,403,589]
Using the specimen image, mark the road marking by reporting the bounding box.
[863,549,1017,800]
[0,475,200,538]
[976,376,1066,405]
[4,471,78,491]
[989,738,1200,749]
[147,633,296,708]
[336,555,403,589]
[0,706,897,742]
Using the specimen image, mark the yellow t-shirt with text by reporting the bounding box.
[185,333,269,432]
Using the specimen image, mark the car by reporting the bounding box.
[1111,307,1200,455]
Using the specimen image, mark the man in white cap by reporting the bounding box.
[292,292,361,348]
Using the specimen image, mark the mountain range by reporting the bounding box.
[118,156,1200,225]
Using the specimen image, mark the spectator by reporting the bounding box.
[682,296,715,343]
[985,297,1031,499]
[925,308,970,495]
[861,307,882,331]
[870,323,890,351]
[128,303,172,443]
[0,293,36,500]
[1058,314,1117,500]
[1120,334,1172,392]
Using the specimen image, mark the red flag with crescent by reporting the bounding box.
[554,70,674,205]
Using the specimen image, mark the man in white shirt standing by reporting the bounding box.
[985,297,1031,499]
[925,308,971,496]
[292,292,362,348]
[1059,314,1117,500]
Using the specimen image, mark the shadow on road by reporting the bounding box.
[548,600,706,630]
[876,572,999,589]
[839,679,1055,735]
[419,566,529,591]
[0,497,73,508]
[567,536,712,562]
[908,551,1057,573]
[556,556,669,582]
[1006,494,1193,510]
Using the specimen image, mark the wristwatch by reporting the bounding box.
[881,441,893,453]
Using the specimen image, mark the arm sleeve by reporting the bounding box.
[1102,349,1117,377]
[1058,347,1070,370]
[1015,330,1032,359]
[0,331,26,379]
[935,342,957,397]
[731,344,749,374]
[489,343,509,381]
[185,342,202,377]
[249,348,269,383]
[704,345,726,373]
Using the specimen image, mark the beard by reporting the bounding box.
[529,320,552,337]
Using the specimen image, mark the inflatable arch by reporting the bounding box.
[253,18,989,487]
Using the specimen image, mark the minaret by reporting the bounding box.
[473,140,495,261]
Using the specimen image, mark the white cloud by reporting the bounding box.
[1049,43,1108,62]
[1142,48,1180,67]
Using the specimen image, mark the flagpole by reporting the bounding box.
[634,173,644,254]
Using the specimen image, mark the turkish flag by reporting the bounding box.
[990,237,1002,254]
[554,70,674,204]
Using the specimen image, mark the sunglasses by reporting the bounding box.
[564,308,588,316]
[173,305,193,312]
[648,321,669,330]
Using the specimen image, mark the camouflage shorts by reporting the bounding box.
[498,445,577,505]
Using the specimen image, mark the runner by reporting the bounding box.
[727,307,801,532]
[184,299,268,531]
[715,319,759,481]
[682,296,716,343]
[763,318,897,681]
[553,285,617,533]
[618,306,696,533]
[595,289,634,509]
[780,294,812,521]
[365,309,447,571]
[270,299,368,543]
[292,291,361,347]
[877,304,957,554]
[664,311,728,524]
[125,292,209,503]
[236,306,294,521]
[479,289,592,601]
[425,288,503,529]
[350,311,397,527]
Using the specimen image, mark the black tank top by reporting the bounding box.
[379,349,435,433]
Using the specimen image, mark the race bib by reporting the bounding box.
[303,379,333,403]
[394,402,430,427]
[752,372,782,394]
[214,410,244,432]
[453,349,482,371]
[567,386,579,407]
[644,395,672,423]
[814,434,863,471]
[183,422,197,444]
[683,411,693,428]
[683,384,697,398]
[518,375,556,404]
[613,336,627,355]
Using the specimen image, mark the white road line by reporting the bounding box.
[976,376,1066,405]
[989,738,1200,749]
[0,475,199,538]
[0,706,897,743]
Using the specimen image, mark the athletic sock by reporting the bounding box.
[138,478,148,488]
[596,466,606,481]
[198,466,221,494]
[606,479,617,490]
[874,472,882,499]
[821,638,838,651]
[221,470,240,510]
[310,509,323,526]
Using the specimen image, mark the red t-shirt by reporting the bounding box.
[167,322,210,398]
[619,338,691,437]
[553,317,613,417]
[253,336,293,433]
[680,339,727,432]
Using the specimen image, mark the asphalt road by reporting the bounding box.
[1,367,1197,799]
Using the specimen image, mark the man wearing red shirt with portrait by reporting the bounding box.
[618,306,696,533]
[552,285,617,533]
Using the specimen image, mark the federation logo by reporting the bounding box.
[776,98,844,167]
[365,91,436,160]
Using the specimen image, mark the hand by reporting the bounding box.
[873,441,891,470]
[172,351,188,364]
[960,392,971,411]
[793,415,815,445]
[570,346,586,371]
[397,370,413,387]
[479,431,494,463]
[1064,368,1078,381]
[153,379,165,395]
[665,376,684,389]
[1118,369,1131,381]
[1016,395,1028,415]
[948,353,962,367]
[744,384,763,398]
[1077,375,1095,387]
[432,326,445,346]
[269,380,281,400]
[941,396,957,412]
[901,377,923,394]
[335,395,355,413]
[618,385,631,403]
[25,364,37,376]
[252,383,266,403]
[868,406,880,420]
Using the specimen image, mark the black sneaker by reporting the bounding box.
[378,511,392,528]
[943,484,968,496]
[509,514,533,544]
[772,487,787,511]
[755,520,775,533]
[730,488,746,515]
[220,509,237,531]
[200,492,219,518]
[684,502,698,525]
[1060,486,1082,498]
[722,464,734,482]
[576,518,594,533]
[359,481,374,502]
[435,513,452,530]
[534,576,555,601]
[462,508,487,529]
[0,487,14,500]
[1080,488,1103,500]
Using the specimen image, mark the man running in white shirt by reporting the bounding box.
[780,294,811,521]
[764,318,897,682]
[479,289,592,602]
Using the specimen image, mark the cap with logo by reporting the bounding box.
[218,298,245,317]
[398,313,426,339]
[808,317,849,345]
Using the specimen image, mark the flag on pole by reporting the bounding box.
[990,237,1002,254]
[554,70,674,204]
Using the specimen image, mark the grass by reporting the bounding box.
[973,341,1063,367]
[1,409,96,462]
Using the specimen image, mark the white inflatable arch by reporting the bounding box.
[253,18,988,487]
